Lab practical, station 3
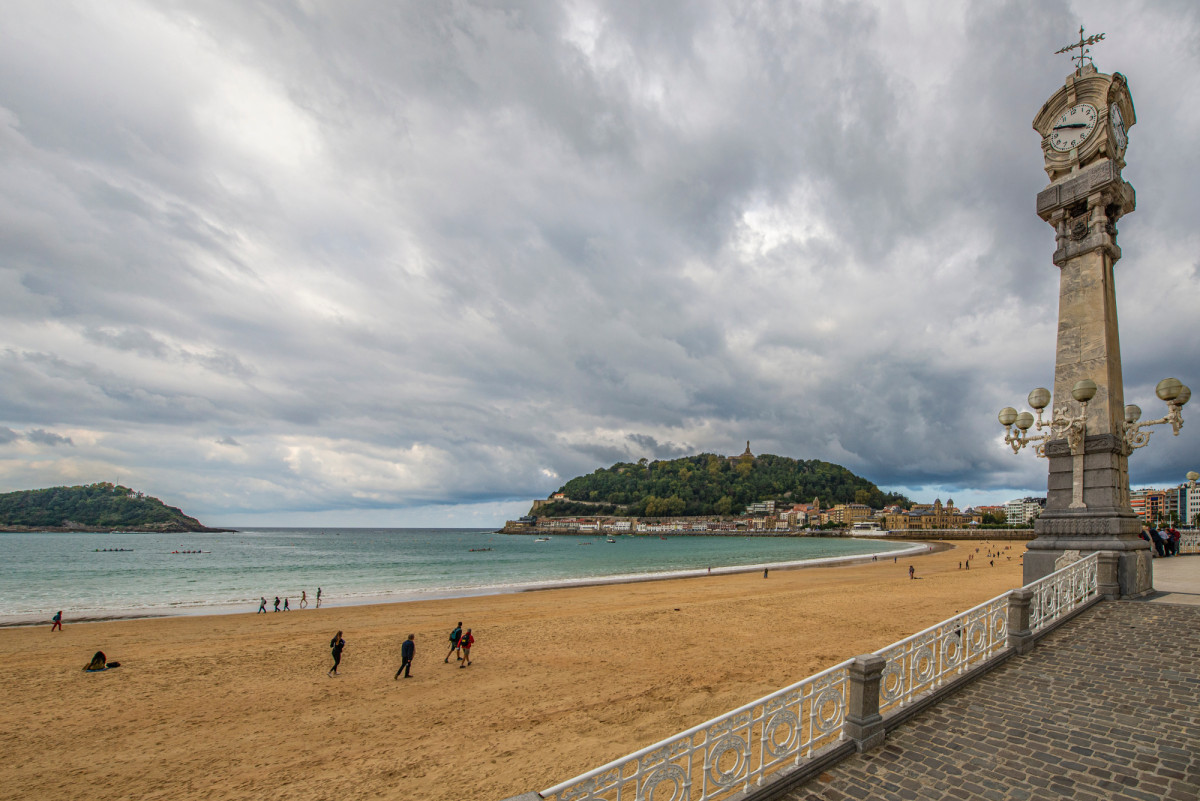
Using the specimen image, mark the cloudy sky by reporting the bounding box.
[2,1,1197,527]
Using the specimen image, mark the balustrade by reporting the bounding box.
[538,552,1103,801]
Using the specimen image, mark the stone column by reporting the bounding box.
[844,654,886,752]
[1025,159,1153,598]
[1006,588,1035,656]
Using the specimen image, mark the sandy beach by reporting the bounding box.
[3,539,1024,801]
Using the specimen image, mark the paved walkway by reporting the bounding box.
[781,574,1200,800]
[1146,555,1200,606]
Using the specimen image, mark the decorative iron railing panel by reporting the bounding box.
[1027,552,1098,633]
[541,550,1110,800]
[539,660,852,801]
[873,593,1009,715]
[1180,531,1200,555]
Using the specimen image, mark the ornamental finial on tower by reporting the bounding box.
[1055,25,1105,72]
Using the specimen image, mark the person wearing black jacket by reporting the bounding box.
[395,634,416,679]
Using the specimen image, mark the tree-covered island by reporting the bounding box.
[529,449,911,518]
[0,483,232,532]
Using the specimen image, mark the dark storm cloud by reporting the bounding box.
[0,427,18,445]
[0,1,1196,522]
[25,430,74,447]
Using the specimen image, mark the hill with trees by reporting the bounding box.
[0,483,226,532]
[532,452,911,517]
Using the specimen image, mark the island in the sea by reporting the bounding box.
[499,445,1002,535]
[0,482,234,532]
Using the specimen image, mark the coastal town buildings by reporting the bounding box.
[1128,481,1199,526]
[882,499,981,531]
[1005,497,1046,526]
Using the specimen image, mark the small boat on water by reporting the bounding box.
[606,538,616,543]
[533,537,550,542]
[468,547,492,552]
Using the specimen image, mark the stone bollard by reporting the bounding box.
[844,653,886,752]
[1096,550,1121,600]
[1006,588,1034,656]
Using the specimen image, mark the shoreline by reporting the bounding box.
[0,539,933,628]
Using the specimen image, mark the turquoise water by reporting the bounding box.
[0,528,914,624]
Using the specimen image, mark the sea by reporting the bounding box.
[0,527,920,625]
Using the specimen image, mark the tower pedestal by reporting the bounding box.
[1024,435,1153,597]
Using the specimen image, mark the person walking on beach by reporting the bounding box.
[300,590,307,609]
[908,565,915,580]
[763,568,769,579]
[445,622,463,663]
[51,611,63,631]
[458,629,474,667]
[328,631,346,676]
[274,596,281,612]
[395,634,416,679]
[283,597,290,611]
[257,597,267,614]
[316,587,322,608]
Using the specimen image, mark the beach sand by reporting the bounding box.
[2,540,1024,801]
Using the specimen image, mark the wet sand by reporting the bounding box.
[2,540,1023,801]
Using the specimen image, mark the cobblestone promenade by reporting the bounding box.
[782,601,1199,801]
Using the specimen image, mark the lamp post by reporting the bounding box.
[1000,377,1190,511]
[1188,470,1199,529]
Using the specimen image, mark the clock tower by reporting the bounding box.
[1022,44,1152,596]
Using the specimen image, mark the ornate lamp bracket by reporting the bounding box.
[1123,387,1188,450]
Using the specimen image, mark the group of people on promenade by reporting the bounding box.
[326,620,475,678]
[257,588,321,613]
[1143,525,1183,557]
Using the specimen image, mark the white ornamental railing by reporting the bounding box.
[1180,530,1200,555]
[539,551,1103,801]
[874,592,1009,715]
[539,659,853,801]
[1027,552,1099,633]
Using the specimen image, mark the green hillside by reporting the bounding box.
[0,483,215,531]
[533,453,911,517]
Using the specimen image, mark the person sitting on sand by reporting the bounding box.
[84,651,119,671]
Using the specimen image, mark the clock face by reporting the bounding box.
[1049,103,1098,152]
[1109,103,1127,154]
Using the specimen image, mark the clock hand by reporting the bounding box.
[1053,123,1088,129]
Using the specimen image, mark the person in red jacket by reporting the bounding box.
[458,629,474,667]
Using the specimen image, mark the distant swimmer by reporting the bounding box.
[51,611,63,632]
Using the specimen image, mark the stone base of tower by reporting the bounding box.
[1024,520,1154,599]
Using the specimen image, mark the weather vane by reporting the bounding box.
[1055,25,1105,70]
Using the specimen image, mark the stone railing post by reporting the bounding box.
[1006,588,1034,655]
[1096,550,1120,600]
[844,653,886,752]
